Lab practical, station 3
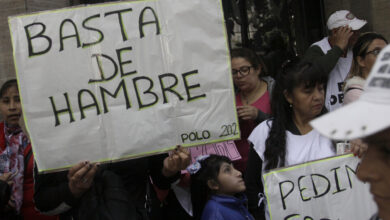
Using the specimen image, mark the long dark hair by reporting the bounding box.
[263,59,327,170]
[190,155,231,220]
[0,79,18,98]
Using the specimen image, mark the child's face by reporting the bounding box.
[0,86,21,127]
[214,162,246,196]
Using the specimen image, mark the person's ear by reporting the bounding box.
[357,56,366,68]
[283,89,293,106]
[207,179,219,191]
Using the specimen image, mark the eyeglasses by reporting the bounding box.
[366,48,382,56]
[232,66,253,76]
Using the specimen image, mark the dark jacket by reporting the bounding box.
[303,43,344,76]
[0,179,11,210]
[201,194,254,220]
[34,153,179,220]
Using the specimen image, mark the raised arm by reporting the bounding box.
[303,26,353,75]
[149,146,191,189]
[33,161,98,215]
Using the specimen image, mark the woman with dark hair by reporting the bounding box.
[344,32,388,105]
[244,60,336,220]
[231,48,274,173]
[0,79,30,219]
[0,79,57,219]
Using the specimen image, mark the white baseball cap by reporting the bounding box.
[327,10,367,31]
[311,44,390,140]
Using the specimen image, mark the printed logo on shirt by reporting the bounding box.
[330,82,344,105]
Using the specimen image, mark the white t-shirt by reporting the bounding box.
[312,37,352,112]
[248,120,336,220]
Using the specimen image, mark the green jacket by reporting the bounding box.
[303,43,344,76]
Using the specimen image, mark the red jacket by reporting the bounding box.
[0,122,57,220]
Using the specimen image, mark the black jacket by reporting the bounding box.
[0,180,11,210]
[34,153,179,220]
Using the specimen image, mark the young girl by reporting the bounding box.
[189,154,254,220]
[0,79,26,219]
[0,79,57,220]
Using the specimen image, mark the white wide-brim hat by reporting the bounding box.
[311,44,390,140]
[327,10,367,31]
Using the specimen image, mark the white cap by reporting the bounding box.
[311,44,390,140]
[327,10,367,31]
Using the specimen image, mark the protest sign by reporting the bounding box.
[188,141,241,163]
[8,0,238,172]
[263,154,377,220]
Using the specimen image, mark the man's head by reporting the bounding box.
[311,44,390,220]
[356,127,390,220]
[327,10,367,47]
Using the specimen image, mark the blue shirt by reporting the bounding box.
[201,194,254,220]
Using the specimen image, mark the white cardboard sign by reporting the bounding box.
[263,154,377,220]
[8,0,238,172]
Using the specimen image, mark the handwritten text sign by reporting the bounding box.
[263,155,377,220]
[9,0,238,172]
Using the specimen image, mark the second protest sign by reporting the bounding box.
[263,154,377,220]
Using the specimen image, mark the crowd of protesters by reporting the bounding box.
[0,9,389,220]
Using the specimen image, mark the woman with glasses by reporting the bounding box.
[343,33,388,158]
[344,32,388,105]
[244,60,335,220]
[230,48,275,173]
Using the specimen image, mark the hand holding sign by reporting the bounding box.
[162,146,191,177]
[349,139,368,157]
[67,161,99,198]
[9,0,238,172]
